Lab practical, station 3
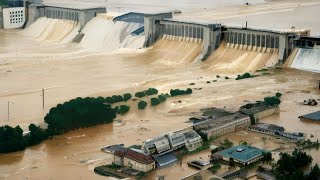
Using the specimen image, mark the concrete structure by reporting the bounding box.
[247,123,305,141]
[0,6,4,29]
[25,5,105,29]
[144,14,221,60]
[223,27,296,64]
[184,130,203,151]
[2,7,25,29]
[114,148,155,172]
[299,111,320,122]
[194,113,250,140]
[240,105,280,120]
[217,145,266,166]
[143,127,203,154]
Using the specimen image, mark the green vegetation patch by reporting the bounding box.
[170,88,192,97]
[138,100,147,110]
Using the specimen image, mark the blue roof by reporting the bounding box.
[218,145,265,163]
[300,111,320,121]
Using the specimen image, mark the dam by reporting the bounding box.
[0,3,317,69]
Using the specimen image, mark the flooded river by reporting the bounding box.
[1,0,320,179]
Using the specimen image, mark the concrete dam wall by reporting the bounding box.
[25,5,106,29]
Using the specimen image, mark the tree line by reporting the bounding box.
[0,87,193,153]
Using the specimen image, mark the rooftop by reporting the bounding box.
[114,148,155,164]
[194,113,249,131]
[218,145,265,163]
[299,111,320,121]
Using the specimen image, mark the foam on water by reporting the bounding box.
[204,41,279,73]
[79,13,145,50]
[20,17,79,43]
[290,48,320,73]
[147,34,202,65]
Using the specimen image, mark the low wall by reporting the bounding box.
[254,107,279,120]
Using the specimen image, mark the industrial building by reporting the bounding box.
[216,145,266,166]
[247,123,305,141]
[113,148,155,172]
[193,113,251,140]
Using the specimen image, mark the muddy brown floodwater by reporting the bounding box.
[1,0,320,178]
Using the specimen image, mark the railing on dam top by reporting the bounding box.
[225,31,280,49]
[45,9,79,21]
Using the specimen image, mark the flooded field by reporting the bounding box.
[1,0,320,179]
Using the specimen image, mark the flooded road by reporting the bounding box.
[1,0,320,179]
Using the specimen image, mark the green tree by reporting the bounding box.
[250,114,256,125]
[27,124,48,146]
[276,92,283,98]
[105,97,114,104]
[151,98,161,106]
[138,101,147,110]
[158,94,166,102]
[307,164,320,180]
[263,96,281,106]
[146,88,158,96]
[0,125,27,153]
[45,97,117,135]
[135,91,146,98]
[117,105,130,115]
[123,93,132,101]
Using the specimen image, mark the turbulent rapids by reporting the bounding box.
[205,41,279,73]
[21,17,80,43]
[79,13,145,50]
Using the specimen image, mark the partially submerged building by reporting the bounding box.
[239,103,280,120]
[299,111,320,122]
[216,145,266,166]
[248,123,305,140]
[113,148,155,172]
[142,127,203,167]
[193,113,250,140]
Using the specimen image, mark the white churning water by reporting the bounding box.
[204,41,279,73]
[79,13,145,50]
[20,17,80,43]
[290,48,320,73]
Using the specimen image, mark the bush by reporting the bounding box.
[117,105,130,115]
[145,88,158,96]
[263,96,281,106]
[158,94,166,102]
[135,91,146,98]
[225,76,230,79]
[236,72,252,80]
[275,92,282,98]
[123,93,132,101]
[170,88,193,97]
[138,101,147,110]
[207,81,211,83]
[216,75,220,78]
[151,98,161,106]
